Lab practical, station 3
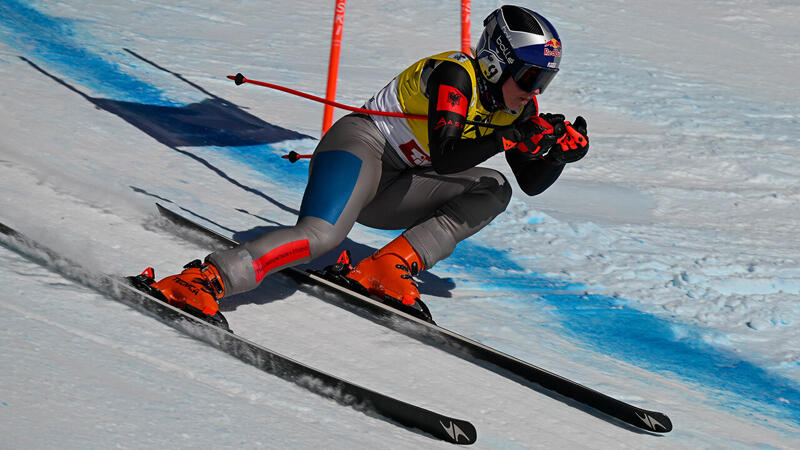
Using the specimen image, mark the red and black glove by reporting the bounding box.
[542,116,589,165]
[493,112,565,153]
[517,113,567,156]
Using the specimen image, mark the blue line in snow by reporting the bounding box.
[6,0,800,434]
[0,0,176,106]
[445,241,800,429]
[221,144,310,187]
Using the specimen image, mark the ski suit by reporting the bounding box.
[208,52,564,297]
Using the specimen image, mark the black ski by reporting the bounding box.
[156,203,673,434]
[0,221,477,445]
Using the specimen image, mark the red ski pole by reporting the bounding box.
[228,73,427,121]
[227,73,515,163]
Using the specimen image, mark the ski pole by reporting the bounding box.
[226,72,510,162]
[227,73,508,128]
[281,151,311,163]
[228,73,428,121]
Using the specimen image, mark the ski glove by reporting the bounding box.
[541,116,589,165]
[493,112,565,153]
[517,113,567,156]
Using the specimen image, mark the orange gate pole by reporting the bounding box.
[461,0,471,54]
[322,0,347,135]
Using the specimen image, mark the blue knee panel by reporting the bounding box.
[299,150,362,226]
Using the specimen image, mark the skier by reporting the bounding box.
[139,5,589,324]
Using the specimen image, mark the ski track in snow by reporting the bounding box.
[1,0,799,447]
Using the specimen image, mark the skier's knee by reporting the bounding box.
[310,228,348,257]
[496,173,512,210]
[477,170,512,214]
[296,217,349,258]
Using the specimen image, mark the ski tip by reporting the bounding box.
[437,418,477,445]
[634,410,672,433]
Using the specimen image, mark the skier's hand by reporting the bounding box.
[515,113,566,156]
[491,103,551,151]
[541,116,589,164]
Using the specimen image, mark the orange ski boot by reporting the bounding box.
[346,235,433,322]
[130,260,230,331]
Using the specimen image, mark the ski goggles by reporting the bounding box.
[512,64,559,94]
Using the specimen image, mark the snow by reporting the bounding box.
[1,0,799,447]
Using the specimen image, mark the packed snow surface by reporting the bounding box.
[1,0,799,448]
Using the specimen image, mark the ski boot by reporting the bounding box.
[323,236,434,323]
[128,260,231,332]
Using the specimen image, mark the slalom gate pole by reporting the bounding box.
[322,0,347,135]
[461,0,471,54]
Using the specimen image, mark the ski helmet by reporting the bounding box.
[475,5,562,94]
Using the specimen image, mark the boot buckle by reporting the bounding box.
[200,265,224,298]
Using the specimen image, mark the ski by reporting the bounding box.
[156,203,673,434]
[0,221,477,445]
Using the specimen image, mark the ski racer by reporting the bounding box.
[140,5,589,324]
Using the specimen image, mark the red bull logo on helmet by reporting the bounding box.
[544,38,561,57]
